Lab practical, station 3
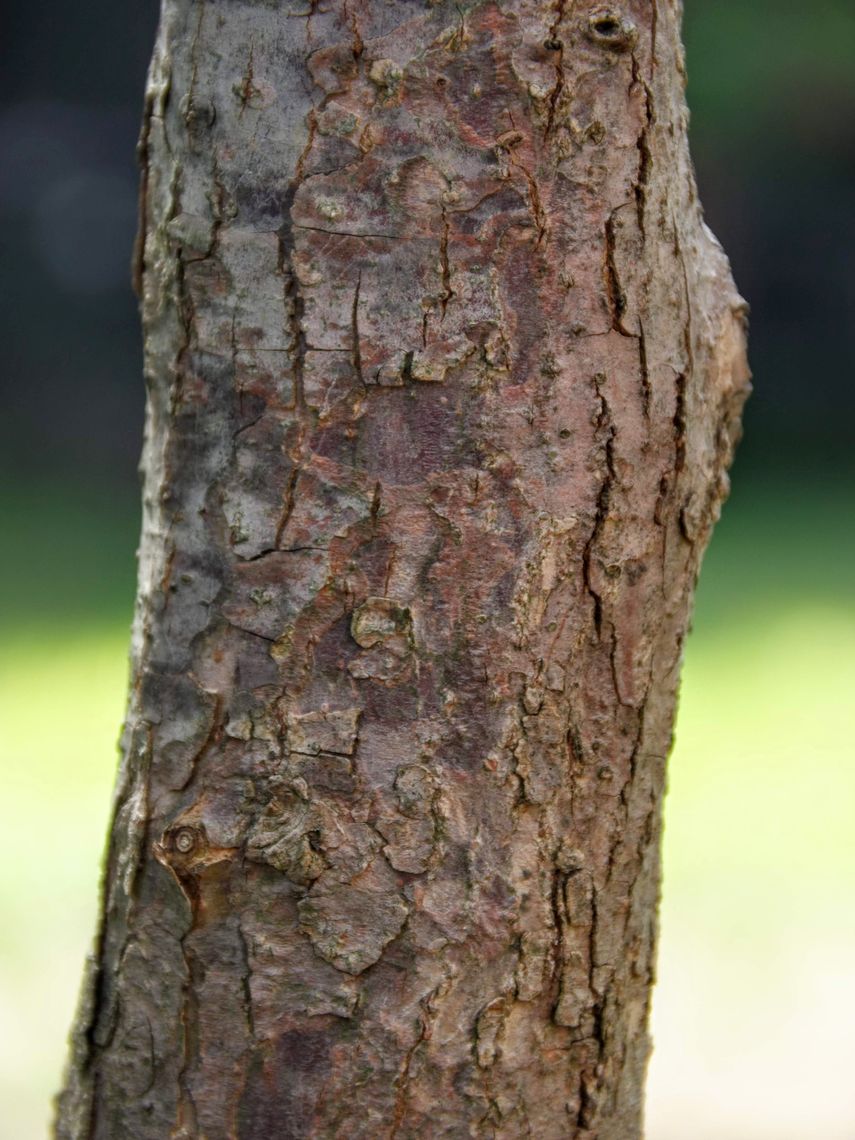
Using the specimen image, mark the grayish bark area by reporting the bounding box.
[57,2,748,1136]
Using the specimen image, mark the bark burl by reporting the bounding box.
[57,2,748,1137]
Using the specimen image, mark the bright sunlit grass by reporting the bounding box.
[668,605,855,885]
[0,630,128,1140]
[649,582,855,1135]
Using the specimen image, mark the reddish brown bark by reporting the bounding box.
[57,2,748,1137]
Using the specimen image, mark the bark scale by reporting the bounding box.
[57,2,748,1137]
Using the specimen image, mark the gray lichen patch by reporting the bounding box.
[245,784,327,886]
[290,751,357,795]
[348,597,416,682]
[165,211,215,255]
[367,58,403,100]
[375,762,439,873]
[298,859,409,975]
[350,597,412,649]
[514,931,553,1002]
[393,764,434,813]
[475,995,513,1069]
[283,706,362,757]
[376,814,435,874]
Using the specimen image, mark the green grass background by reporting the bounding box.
[1,475,853,1138]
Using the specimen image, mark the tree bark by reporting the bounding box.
[57,2,748,1137]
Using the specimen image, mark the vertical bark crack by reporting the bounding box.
[582,373,615,639]
[351,270,365,386]
[543,0,569,141]
[604,206,634,337]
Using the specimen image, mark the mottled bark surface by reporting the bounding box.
[57,2,748,1137]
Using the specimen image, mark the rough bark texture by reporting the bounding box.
[57,2,748,1137]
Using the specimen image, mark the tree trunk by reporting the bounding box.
[56,2,748,1137]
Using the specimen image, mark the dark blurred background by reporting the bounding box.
[1,3,853,1138]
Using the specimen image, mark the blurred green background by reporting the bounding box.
[1,2,853,1137]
